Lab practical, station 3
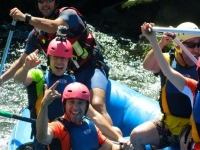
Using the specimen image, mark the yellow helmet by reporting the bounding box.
[174,22,200,53]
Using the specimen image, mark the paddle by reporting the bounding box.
[148,26,198,65]
[0,110,36,124]
[173,37,197,64]
[149,26,200,34]
[0,20,17,75]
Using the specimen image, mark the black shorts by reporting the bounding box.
[152,119,180,149]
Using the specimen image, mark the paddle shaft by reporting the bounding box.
[0,20,17,75]
[0,110,36,124]
[173,38,197,64]
[149,27,200,34]
[148,27,198,65]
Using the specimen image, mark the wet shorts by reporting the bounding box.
[152,119,180,149]
[74,66,108,91]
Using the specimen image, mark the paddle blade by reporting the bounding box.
[0,110,12,118]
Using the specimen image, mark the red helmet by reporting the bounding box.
[62,82,90,103]
[47,38,72,58]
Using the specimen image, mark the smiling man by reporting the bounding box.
[14,35,75,149]
[2,0,117,137]
[36,82,133,150]
[5,0,124,144]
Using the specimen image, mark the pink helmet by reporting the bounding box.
[62,82,90,103]
[47,38,72,58]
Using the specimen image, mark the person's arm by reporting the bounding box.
[99,140,119,150]
[36,99,53,144]
[14,50,41,86]
[10,7,69,33]
[141,22,186,91]
[100,139,133,150]
[143,31,174,73]
[36,81,60,144]
[0,53,27,86]
[86,105,123,142]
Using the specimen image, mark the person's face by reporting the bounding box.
[49,55,69,76]
[182,37,200,59]
[65,99,87,123]
[37,0,56,18]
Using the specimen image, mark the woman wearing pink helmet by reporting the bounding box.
[36,82,134,150]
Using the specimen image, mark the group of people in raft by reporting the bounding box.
[0,0,200,149]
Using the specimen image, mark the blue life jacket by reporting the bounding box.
[56,117,99,150]
[44,69,75,121]
[160,49,197,118]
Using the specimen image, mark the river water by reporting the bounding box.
[0,23,160,149]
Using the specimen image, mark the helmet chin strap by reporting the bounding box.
[180,53,189,67]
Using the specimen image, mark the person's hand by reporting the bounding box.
[42,81,61,106]
[10,7,25,21]
[120,140,134,150]
[159,26,175,47]
[24,49,41,70]
[141,22,157,42]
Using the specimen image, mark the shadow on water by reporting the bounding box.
[0,23,160,149]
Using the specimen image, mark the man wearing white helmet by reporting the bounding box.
[130,22,200,149]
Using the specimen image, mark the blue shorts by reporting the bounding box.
[74,66,108,91]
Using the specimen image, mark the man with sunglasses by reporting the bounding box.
[1,0,125,145]
[131,22,200,149]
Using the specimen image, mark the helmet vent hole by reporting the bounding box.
[82,91,87,94]
[65,49,69,52]
[67,90,72,93]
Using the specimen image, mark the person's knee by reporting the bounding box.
[130,128,143,145]
[91,97,105,111]
[90,91,106,112]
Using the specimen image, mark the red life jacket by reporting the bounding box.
[34,7,97,72]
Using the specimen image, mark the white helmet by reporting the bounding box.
[174,22,200,52]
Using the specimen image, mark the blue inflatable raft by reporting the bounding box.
[8,79,180,150]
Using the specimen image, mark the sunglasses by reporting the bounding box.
[182,42,200,49]
[38,0,54,3]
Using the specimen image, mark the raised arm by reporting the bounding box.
[14,50,41,86]
[141,22,186,91]
[143,29,174,73]
[10,7,68,33]
[36,81,60,144]
[0,53,27,86]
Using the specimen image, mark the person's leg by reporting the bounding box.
[90,87,113,125]
[90,68,113,125]
[75,67,113,125]
[130,121,160,150]
[179,125,192,150]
